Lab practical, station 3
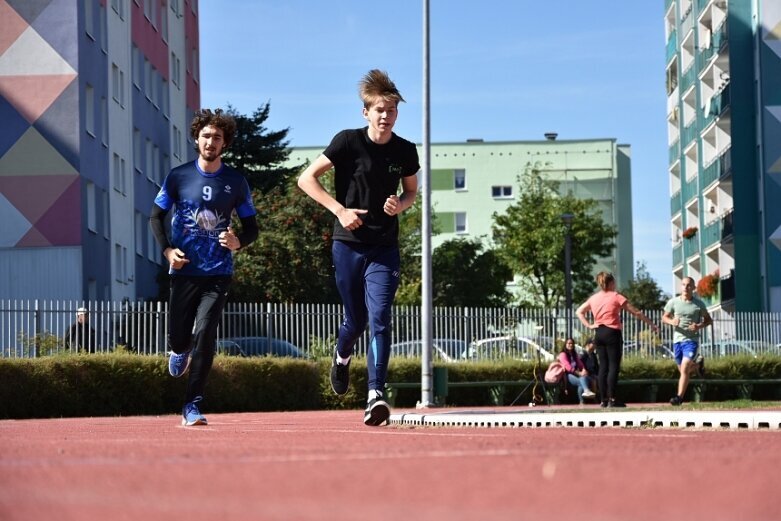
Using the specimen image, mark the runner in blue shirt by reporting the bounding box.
[150,109,258,426]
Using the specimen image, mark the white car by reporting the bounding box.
[390,339,463,363]
[461,336,556,362]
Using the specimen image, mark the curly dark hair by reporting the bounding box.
[190,108,237,150]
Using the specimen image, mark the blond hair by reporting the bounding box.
[595,271,615,291]
[358,69,405,108]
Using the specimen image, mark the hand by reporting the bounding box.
[336,208,368,231]
[383,194,402,216]
[672,317,681,327]
[165,248,189,270]
[219,226,241,251]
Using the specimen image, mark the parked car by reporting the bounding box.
[216,336,309,358]
[699,339,761,358]
[623,342,674,359]
[461,336,556,362]
[390,339,464,363]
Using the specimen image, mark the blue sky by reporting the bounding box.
[199,1,673,294]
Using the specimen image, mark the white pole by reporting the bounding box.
[419,0,434,407]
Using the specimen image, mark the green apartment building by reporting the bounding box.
[665,0,781,312]
[287,135,634,293]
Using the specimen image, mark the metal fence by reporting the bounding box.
[2,299,780,360]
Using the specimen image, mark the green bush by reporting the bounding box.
[0,354,779,419]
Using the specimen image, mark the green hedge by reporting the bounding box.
[1,354,779,419]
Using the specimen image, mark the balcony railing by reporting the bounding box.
[683,234,699,260]
[680,64,697,92]
[719,146,732,178]
[682,120,698,145]
[721,209,734,240]
[673,242,683,267]
[666,30,678,63]
[713,21,728,50]
[702,217,721,248]
[671,192,682,215]
[709,84,730,116]
[682,175,699,203]
[669,139,680,165]
[720,270,735,302]
[697,0,713,12]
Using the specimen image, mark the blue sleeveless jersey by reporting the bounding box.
[154,161,256,276]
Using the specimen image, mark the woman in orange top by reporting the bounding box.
[576,272,658,408]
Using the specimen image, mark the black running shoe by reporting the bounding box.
[364,395,391,426]
[695,354,705,378]
[330,349,350,395]
[600,400,609,408]
[608,399,626,408]
[670,395,683,406]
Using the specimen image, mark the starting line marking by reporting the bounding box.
[389,409,781,430]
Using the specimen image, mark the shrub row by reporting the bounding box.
[1,354,779,419]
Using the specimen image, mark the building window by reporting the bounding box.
[491,186,513,198]
[102,190,109,238]
[145,138,153,182]
[191,47,199,83]
[99,3,107,52]
[454,169,466,190]
[153,144,161,184]
[115,243,123,282]
[173,53,181,89]
[135,211,144,257]
[112,64,125,107]
[455,212,467,234]
[86,181,96,232]
[133,128,141,173]
[132,46,141,89]
[113,153,127,194]
[111,0,125,20]
[173,125,182,160]
[85,84,95,137]
[100,96,108,146]
[161,0,168,41]
[144,58,152,100]
[85,0,95,40]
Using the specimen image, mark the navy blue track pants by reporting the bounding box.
[332,240,400,392]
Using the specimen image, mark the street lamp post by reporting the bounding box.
[561,213,574,339]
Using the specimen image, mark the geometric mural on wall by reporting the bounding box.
[0,0,80,248]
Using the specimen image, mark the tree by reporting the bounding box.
[394,195,447,306]
[431,238,512,307]
[230,177,339,303]
[621,261,670,311]
[221,103,304,193]
[492,162,616,308]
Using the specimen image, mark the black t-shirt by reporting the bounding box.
[323,127,419,245]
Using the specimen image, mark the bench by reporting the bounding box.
[385,377,781,406]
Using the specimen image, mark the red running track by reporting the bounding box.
[1,408,779,521]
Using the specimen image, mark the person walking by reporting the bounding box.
[297,69,420,426]
[662,276,712,406]
[576,272,658,408]
[64,307,97,353]
[149,108,258,426]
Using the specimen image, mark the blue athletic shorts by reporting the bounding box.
[673,339,699,366]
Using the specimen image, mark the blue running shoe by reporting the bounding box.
[182,397,207,426]
[168,349,192,378]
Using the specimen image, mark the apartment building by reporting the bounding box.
[665,0,781,312]
[0,0,200,301]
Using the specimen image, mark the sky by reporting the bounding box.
[199,0,673,294]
